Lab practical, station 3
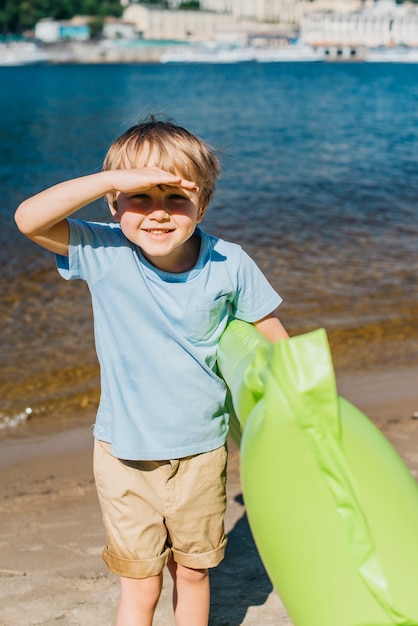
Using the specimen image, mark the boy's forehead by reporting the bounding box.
[126,142,179,173]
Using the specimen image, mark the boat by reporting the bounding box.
[0,41,51,66]
[160,42,324,64]
[254,44,324,63]
[160,43,257,64]
[366,46,418,63]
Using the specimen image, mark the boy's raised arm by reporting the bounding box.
[14,171,119,256]
[14,168,197,256]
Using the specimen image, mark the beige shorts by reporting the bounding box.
[93,439,228,579]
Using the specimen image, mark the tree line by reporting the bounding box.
[0,0,123,34]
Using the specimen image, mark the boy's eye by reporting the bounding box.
[130,194,149,200]
[127,194,152,204]
[169,194,187,201]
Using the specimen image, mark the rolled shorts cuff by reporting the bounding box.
[102,546,171,579]
[172,536,227,570]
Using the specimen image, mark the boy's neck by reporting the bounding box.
[142,232,201,274]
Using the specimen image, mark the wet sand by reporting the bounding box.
[1,366,418,626]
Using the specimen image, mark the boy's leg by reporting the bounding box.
[164,446,228,626]
[94,441,172,625]
[116,573,163,626]
[167,559,210,626]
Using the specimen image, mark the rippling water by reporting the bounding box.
[1,62,417,429]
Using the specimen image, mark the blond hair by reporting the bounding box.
[103,116,221,210]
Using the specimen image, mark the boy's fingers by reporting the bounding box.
[181,181,200,192]
[155,179,199,193]
[130,168,198,192]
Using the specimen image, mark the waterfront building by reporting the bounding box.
[233,0,304,23]
[122,0,362,30]
[102,17,138,40]
[199,0,362,23]
[35,17,91,43]
[122,4,235,41]
[301,0,418,47]
[122,0,363,43]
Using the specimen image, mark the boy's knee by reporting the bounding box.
[176,564,208,584]
[120,574,162,608]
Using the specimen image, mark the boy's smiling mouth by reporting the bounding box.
[144,228,174,235]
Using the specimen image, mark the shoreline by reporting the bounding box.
[2,361,417,466]
[1,364,418,625]
[2,40,417,66]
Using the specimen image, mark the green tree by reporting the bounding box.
[136,0,169,7]
[88,15,104,38]
[178,0,200,8]
[0,0,122,34]
[0,0,20,33]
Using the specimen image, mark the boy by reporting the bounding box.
[15,117,288,626]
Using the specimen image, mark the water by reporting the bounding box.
[1,62,418,431]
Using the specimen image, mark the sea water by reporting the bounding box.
[1,61,417,430]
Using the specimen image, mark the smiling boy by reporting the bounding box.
[15,117,288,626]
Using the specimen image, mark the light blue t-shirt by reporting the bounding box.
[56,220,282,460]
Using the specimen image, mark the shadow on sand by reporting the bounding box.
[209,494,273,626]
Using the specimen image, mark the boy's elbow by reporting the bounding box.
[14,207,69,255]
[15,204,27,232]
[14,203,37,237]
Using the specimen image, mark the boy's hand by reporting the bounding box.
[110,167,199,195]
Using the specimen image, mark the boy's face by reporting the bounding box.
[114,183,205,273]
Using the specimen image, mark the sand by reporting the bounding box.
[1,365,418,626]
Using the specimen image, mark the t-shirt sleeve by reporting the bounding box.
[55,219,122,283]
[232,248,282,322]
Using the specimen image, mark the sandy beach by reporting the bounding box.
[1,365,418,626]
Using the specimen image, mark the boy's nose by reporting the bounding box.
[150,206,170,220]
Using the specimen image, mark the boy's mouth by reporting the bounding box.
[144,229,174,235]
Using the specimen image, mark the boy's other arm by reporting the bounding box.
[253,313,289,343]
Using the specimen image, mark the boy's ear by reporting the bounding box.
[197,205,207,223]
[108,200,120,222]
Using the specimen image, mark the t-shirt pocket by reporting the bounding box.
[189,295,230,343]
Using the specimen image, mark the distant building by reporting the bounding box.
[121,0,365,37]
[35,17,90,43]
[200,0,362,23]
[123,4,235,40]
[35,16,139,43]
[199,0,300,22]
[301,0,418,47]
[102,17,137,39]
